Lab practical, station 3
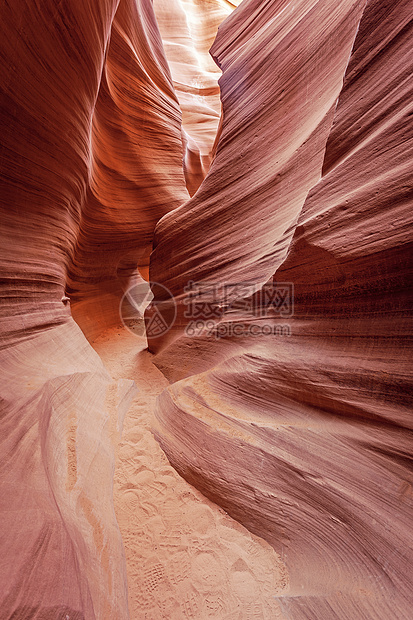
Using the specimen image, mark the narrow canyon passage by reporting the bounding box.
[92,326,288,619]
[1,0,411,618]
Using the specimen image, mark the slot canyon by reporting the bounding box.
[0,0,412,619]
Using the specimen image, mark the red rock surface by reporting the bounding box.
[67,0,189,340]
[147,0,368,352]
[0,0,186,617]
[1,0,412,618]
[150,0,413,617]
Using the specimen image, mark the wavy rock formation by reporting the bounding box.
[147,0,368,353]
[1,0,412,618]
[0,323,136,619]
[0,0,187,617]
[151,0,413,618]
[67,0,189,340]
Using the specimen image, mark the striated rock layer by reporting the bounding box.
[0,0,188,617]
[151,0,413,618]
[67,0,189,340]
[1,0,412,618]
[0,323,136,619]
[147,0,368,352]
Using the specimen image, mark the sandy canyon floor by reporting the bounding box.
[91,326,289,619]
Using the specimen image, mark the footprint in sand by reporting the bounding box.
[92,328,288,620]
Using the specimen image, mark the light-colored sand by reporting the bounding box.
[92,326,288,619]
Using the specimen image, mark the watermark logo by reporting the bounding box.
[120,280,293,339]
[120,281,176,338]
[186,321,291,339]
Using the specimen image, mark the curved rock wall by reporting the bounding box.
[0,0,117,346]
[67,0,189,339]
[1,0,412,618]
[0,323,136,619]
[147,0,368,353]
[0,0,187,617]
[151,0,413,618]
